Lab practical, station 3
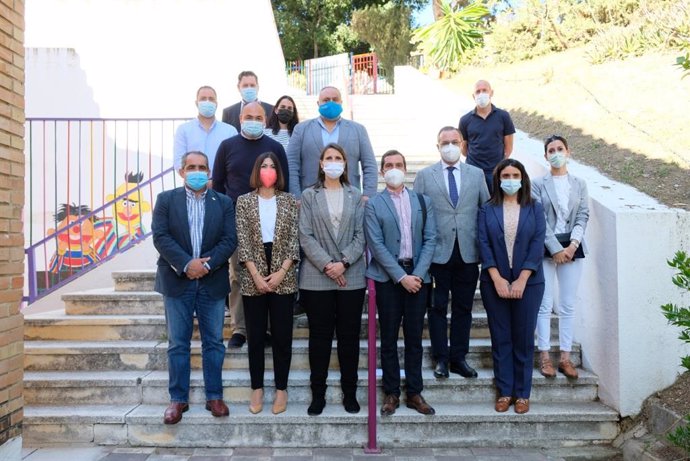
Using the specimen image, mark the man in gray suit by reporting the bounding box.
[287,86,378,199]
[413,126,489,380]
[365,150,437,416]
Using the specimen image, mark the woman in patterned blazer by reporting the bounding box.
[298,142,366,416]
[236,152,299,415]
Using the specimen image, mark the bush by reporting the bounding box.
[661,250,690,454]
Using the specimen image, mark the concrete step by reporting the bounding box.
[112,270,155,292]
[28,307,562,341]
[24,338,581,371]
[24,368,600,406]
[63,289,163,315]
[22,401,619,448]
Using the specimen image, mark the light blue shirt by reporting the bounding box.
[183,187,207,273]
[174,118,238,172]
[317,117,341,147]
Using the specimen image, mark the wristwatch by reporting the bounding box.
[203,262,211,271]
[341,258,351,269]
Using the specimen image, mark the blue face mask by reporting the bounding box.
[500,179,522,196]
[318,101,343,120]
[185,171,208,191]
[241,120,264,139]
[198,101,216,118]
[240,87,258,102]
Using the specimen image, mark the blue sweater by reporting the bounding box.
[212,134,289,202]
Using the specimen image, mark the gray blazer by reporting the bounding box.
[364,188,437,283]
[532,173,589,256]
[413,161,489,264]
[298,185,366,291]
[287,117,378,198]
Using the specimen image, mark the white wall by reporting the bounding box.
[25,0,287,118]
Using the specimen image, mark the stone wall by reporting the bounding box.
[0,0,25,458]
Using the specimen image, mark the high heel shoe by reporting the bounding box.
[272,389,288,415]
[249,388,264,414]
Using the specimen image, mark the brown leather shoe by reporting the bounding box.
[380,394,400,416]
[205,399,229,417]
[558,359,579,379]
[163,402,189,424]
[514,398,530,414]
[540,357,557,378]
[494,396,512,413]
[406,394,435,415]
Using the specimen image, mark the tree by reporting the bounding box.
[272,0,426,61]
[412,2,488,73]
[352,2,414,84]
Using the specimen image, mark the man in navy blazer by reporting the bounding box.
[365,150,437,416]
[413,127,489,380]
[221,70,273,132]
[287,86,377,198]
[153,151,237,424]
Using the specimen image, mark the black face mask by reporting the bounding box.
[276,108,293,124]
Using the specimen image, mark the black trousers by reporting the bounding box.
[376,264,427,398]
[301,288,365,397]
[242,242,293,390]
[428,240,479,364]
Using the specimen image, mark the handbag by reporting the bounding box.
[545,232,585,259]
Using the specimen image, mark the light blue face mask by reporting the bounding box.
[240,87,258,102]
[198,101,217,118]
[185,171,208,191]
[548,151,567,168]
[241,120,264,139]
[318,101,343,120]
[500,179,522,196]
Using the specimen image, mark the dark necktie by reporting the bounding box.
[447,166,458,208]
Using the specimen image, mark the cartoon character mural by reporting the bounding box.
[96,171,152,257]
[47,203,102,275]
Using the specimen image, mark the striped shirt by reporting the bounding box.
[389,187,413,259]
[264,128,291,150]
[185,187,207,260]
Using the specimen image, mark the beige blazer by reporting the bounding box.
[298,185,366,291]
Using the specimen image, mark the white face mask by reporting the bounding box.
[383,168,405,188]
[475,92,491,108]
[439,144,461,164]
[322,162,345,179]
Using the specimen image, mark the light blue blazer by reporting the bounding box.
[364,188,437,284]
[531,173,589,256]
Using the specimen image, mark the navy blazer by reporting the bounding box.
[477,201,546,285]
[152,187,237,299]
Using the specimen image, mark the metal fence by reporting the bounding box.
[23,118,187,304]
[286,52,393,95]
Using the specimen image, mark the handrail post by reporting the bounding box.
[364,277,381,453]
[26,246,37,304]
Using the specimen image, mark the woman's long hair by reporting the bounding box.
[266,95,299,136]
[488,158,534,206]
[314,143,351,188]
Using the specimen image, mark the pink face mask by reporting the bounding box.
[259,167,277,188]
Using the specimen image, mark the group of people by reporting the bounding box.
[153,73,589,425]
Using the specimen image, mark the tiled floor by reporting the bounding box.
[21,446,571,461]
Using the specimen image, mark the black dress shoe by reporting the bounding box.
[450,360,478,378]
[434,361,449,379]
[307,395,326,416]
[227,333,246,348]
[342,394,360,414]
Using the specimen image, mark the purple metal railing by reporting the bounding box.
[23,117,187,304]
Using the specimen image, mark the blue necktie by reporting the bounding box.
[447,166,458,208]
